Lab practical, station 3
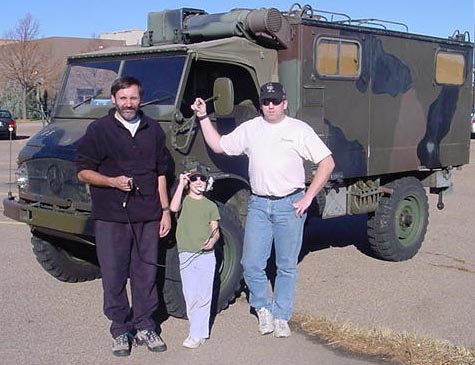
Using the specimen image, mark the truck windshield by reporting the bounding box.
[60,56,187,107]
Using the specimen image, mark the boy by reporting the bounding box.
[170,170,220,348]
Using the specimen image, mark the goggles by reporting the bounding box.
[189,174,208,182]
[261,98,283,106]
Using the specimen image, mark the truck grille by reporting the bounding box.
[18,158,90,210]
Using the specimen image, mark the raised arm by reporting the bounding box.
[170,173,189,212]
[191,97,225,154]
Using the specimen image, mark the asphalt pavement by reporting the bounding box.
[0,121,473,365]
[294,146,475,349]
[0,122,380,365]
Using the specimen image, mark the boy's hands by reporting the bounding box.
[178,172,190,188]
[201,239,215,251]
[202,222,219,251]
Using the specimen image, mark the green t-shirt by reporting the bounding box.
[176,195,220,253]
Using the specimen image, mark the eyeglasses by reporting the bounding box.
[261,98,283,106]
[189,174,208,182]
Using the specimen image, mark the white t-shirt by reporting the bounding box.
[220,115,331,196]
[119,118,140,137]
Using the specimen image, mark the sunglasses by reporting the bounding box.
[189,174,208,182]
[261,98,283,106]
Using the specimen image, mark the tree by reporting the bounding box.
[0,14,53,120]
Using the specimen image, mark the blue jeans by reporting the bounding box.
[241,191,306,321]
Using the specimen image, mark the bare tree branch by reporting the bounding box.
[0,13,50,119]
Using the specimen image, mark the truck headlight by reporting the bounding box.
[16,163,29,191]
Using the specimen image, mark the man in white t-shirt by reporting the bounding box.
[191,82,335,338]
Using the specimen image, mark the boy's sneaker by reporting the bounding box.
[182,336,206,349]
[273,319,291,338]
[112,332,132,357]
[135,329,167,352]
[256,307,274,335]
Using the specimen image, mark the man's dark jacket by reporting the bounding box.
[76,109,169,222]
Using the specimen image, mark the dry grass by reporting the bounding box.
[291,312,475,365]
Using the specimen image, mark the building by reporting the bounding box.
[100,30,144,46]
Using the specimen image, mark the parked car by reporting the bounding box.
[471,112,475,137]
[0,110,16,139]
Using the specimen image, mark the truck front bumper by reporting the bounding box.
[3,197,93,236]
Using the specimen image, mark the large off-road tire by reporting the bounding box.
[213,203,244,312]
[31,232,101,282]
[161,203,244,318]
[367,177,429,261]
[160,242,187,318]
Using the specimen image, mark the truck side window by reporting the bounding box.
[315,37,361,78]
[183,61,259,117]
[435,51,465,85]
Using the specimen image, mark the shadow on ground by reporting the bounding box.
[0,135,30,141]
[299,214,373,262]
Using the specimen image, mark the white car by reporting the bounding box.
[472,112,475,136]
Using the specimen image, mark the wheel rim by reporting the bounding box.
[395,193,423,246]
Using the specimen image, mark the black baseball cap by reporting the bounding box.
[259,82,286,102]
[188,167,208,178]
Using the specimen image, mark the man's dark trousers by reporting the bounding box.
[95,220,160,337]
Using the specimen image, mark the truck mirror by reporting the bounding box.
[213,77,234,115]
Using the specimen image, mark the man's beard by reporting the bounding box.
[116,105,139,121]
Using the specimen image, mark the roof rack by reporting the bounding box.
[284,3,351,22]
[283,3,409,32]
[334,18,409,32]
[449,30,471,42]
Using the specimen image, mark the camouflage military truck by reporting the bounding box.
[4,4,474,317]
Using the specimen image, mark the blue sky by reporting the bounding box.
[2,1,474,40]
